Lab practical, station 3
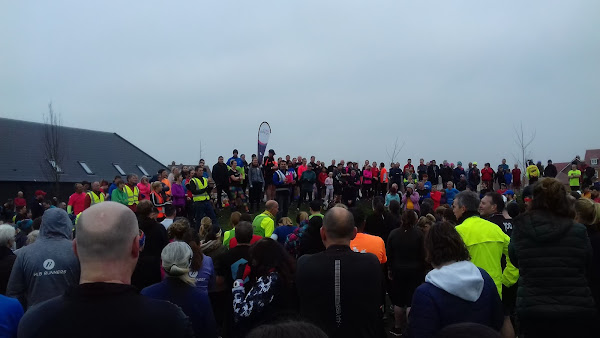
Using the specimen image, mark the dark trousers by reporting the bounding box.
[194,200,218,232]
[298,189,313,208]
[249,182,263,211]
[276,190,290,220]
[215,184,227,209]
[519,317,597,338]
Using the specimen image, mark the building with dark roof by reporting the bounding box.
[0,117,166,203]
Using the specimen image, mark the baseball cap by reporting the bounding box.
[503,190,514,196]
[35,190,47,196]
[268,149,275,155]
[407,183,415,189]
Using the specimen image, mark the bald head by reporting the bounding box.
[265,200,279,214]
[76,202,138,263]
[323,207,356,240]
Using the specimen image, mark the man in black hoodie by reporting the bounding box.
[212,156,229,209]
[543,160,557,178]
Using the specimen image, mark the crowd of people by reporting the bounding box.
[0,149,599,338]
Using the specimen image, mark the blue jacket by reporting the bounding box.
[273,170,290,192]
[445,188,459,206]
[0,295,23,338]
[142,278,217,338]
[409,262,503,338]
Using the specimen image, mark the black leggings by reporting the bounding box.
[249,182,263,208]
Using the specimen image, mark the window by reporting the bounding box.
[592,158,598,166]
[47,159,63,173]
[113,163,126,175]
[78,161,94,175]
[137,165,149,176]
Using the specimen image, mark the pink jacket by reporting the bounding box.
[297,165,308,180]
[362,170,373,184]
[401,192,421,211]
[137,182,151,200]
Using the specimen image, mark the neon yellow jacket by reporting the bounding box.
[252,211,275,237]
[526,165,540,179]
[223,229,235,248]
[456,216,519,298]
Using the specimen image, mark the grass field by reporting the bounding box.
[215,198,376,231]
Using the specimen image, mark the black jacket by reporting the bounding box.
[132,217,168,290]
[509,211,597,320]
[440,166,453,183]
[543,164,557,178]
[18,282,193,338]
[0,246,16,295]
[211,163,229,186]
[427,165,439,183]
[296,245,385,338]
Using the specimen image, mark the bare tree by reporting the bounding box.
[41,102,65,196]
[513,122,536,183]
[386,137,405,164]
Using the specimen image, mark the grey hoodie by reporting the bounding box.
[425,260,484,302]
[7,208,80,309]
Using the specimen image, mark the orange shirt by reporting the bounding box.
[161,178,172,196]
[350,233,387,263]
[380,168,388,183]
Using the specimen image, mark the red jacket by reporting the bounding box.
[318,172,328,186]
[481,167,494,181]
[512,169,522,184]
[430,191,441,210]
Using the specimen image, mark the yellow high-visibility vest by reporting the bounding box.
[124,185,139,205]
[87,191,105,205]
[191,177,209,202]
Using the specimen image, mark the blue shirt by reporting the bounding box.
[272,226,298,245]
[385,193,401,207]
[0,295,23,338]
[227,156,244,168]
[107,183,118,200]
[504,172,513,185]
[445,188,460,206]
[189,255,215,292]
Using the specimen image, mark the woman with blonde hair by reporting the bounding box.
[199,217,217,241]
[417,214,436,236]
[574,198,600,310]
[142,242,217,337]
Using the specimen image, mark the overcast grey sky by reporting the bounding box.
[1,1,599,168]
